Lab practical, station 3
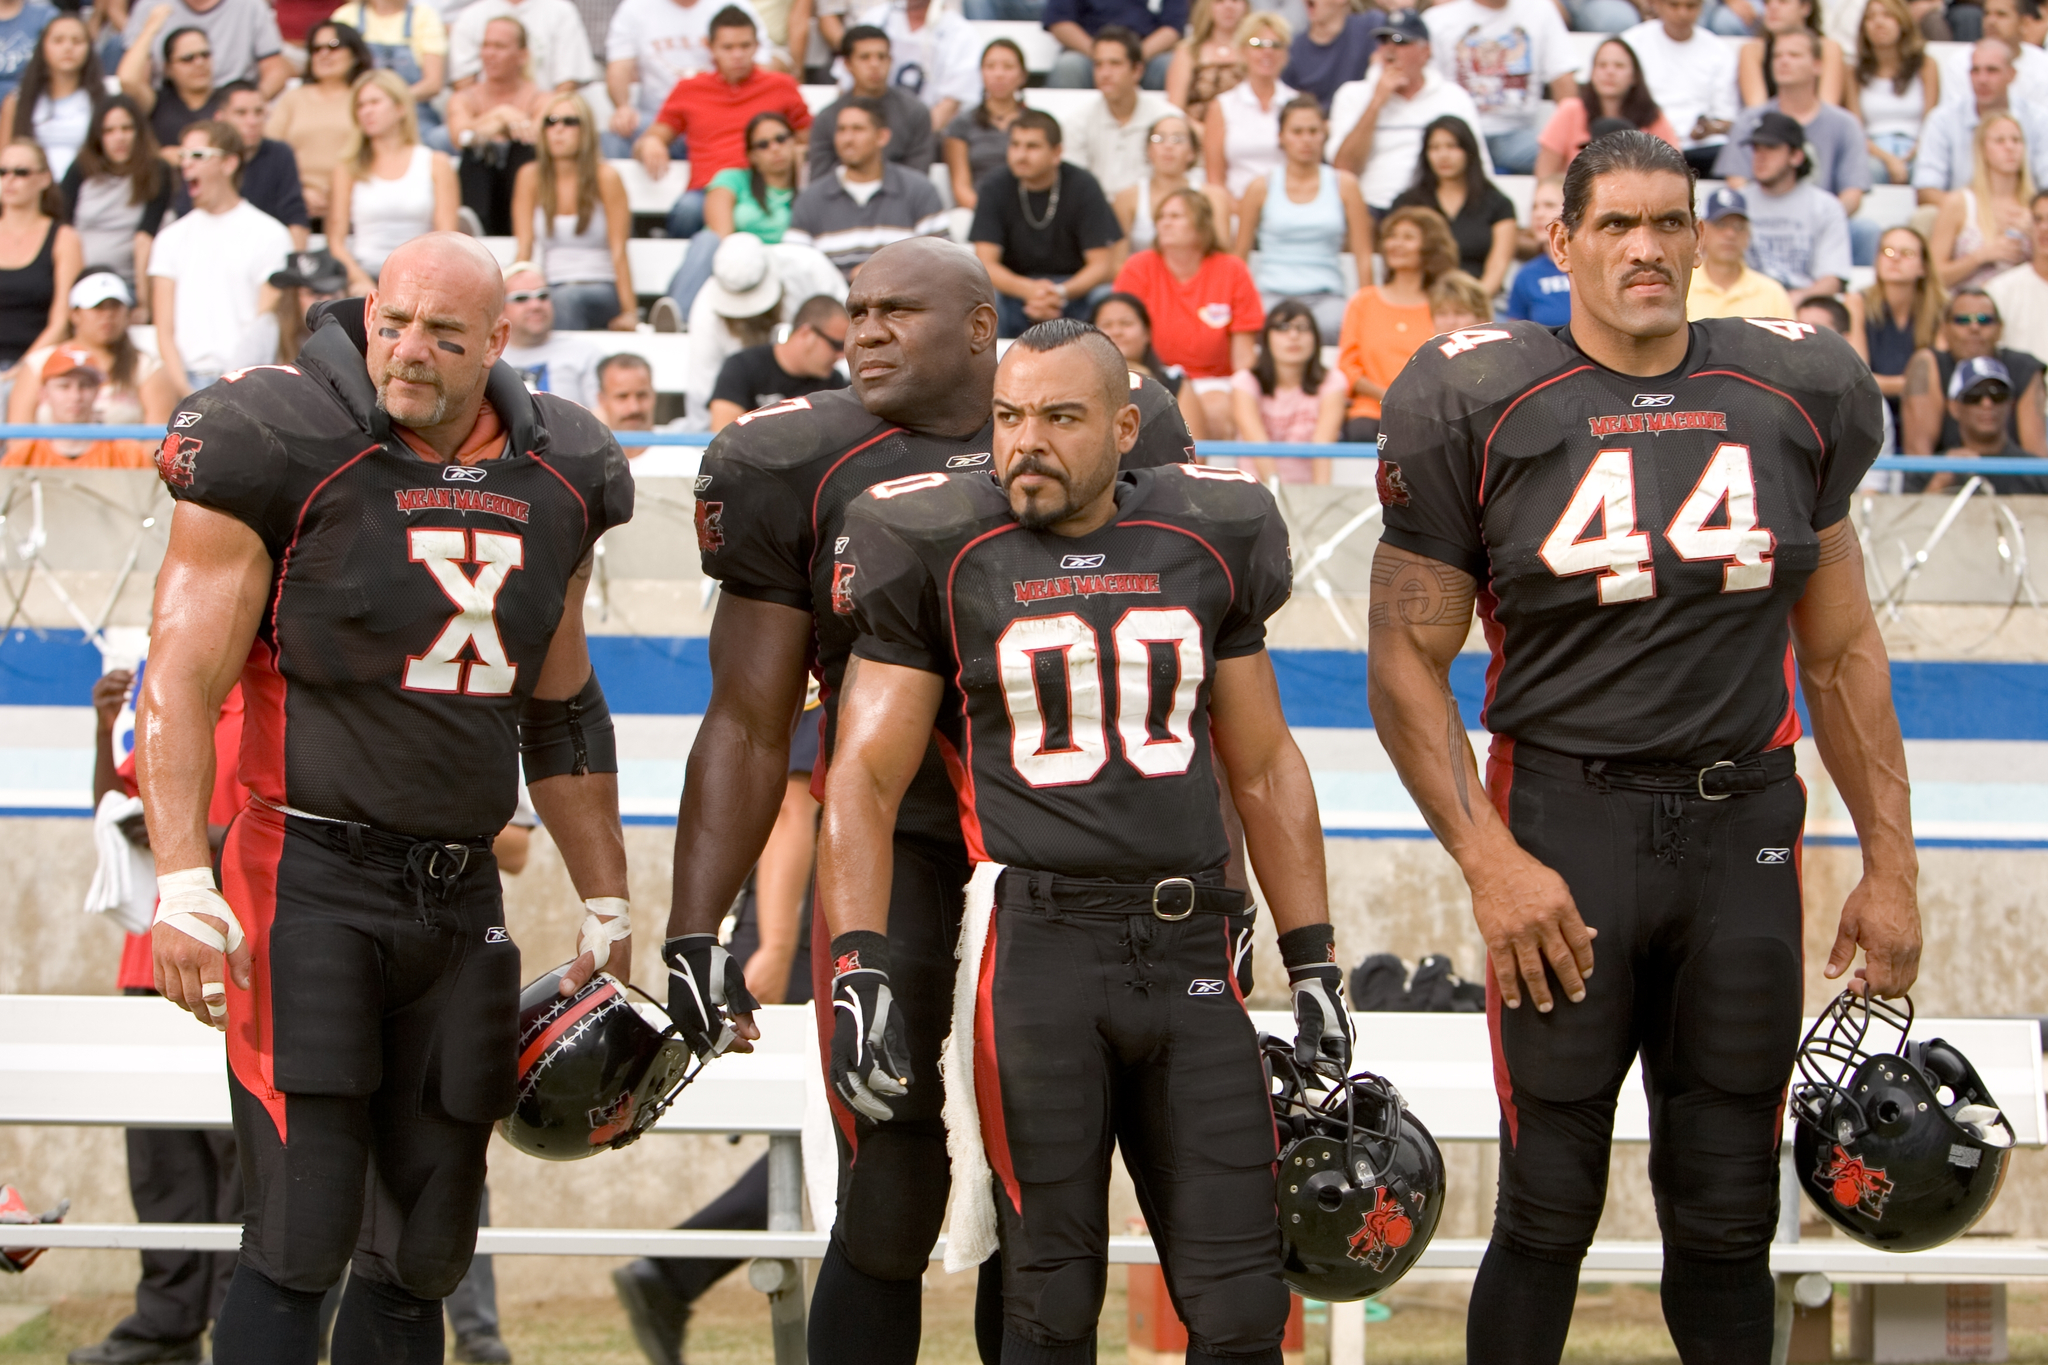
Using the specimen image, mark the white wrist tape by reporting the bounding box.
[154,868,245,1018]
[579,896,631,968]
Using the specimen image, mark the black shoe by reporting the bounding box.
[612,1260,687,1365]
[67,1336,203,1365]
[453,1332,512,1364]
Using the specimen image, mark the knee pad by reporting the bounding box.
[1006,1257,1106,1346]
[1179,1271,1289,1361]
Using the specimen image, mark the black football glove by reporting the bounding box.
[1279,923,1354,1077]
[663,933,759,1059]
[829,931,914,1123]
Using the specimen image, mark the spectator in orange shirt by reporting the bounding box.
[1336,203,1455,442]
[1,346,153,466]
[1111,185,1263,436]
[632,6,812,242]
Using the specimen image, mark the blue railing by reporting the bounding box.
[8,426,2045,476]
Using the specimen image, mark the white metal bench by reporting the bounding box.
[3,999,2041,1362]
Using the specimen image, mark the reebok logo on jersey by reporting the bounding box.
[831,562,857,615]
[1757,848,1791,864]
[394,488,531,522]
[1376,459,1411,507]
[1188,979,1226,996]
[1061,554,1105,569]
[696,501,725,552]
[1633,393,1675,407]
[155,433,200,487]
[485,926,510,943]
[172,410,201,428]
[1587,411,1728,437]
[1013,572,1161,603]
[442,464,488,483]
[947,452,991,468]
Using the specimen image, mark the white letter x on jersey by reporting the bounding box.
[403,528,524,695]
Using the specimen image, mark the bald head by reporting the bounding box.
[844,236,1000,431]
[384,233,509,328]
[365,232,513,450]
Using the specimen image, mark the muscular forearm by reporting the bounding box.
[1226,749,1328,934]
[671,707,794,936]
[528,772,628,899]
[815,772,900,938]
[136,672,226,873]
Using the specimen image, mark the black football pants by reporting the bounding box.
[983,898,1284,1365]
[807,836,970,1365]
[1472,743,1807,1364]
[212,805,517,1365]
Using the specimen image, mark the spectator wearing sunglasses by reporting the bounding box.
[119,23,225,154]
[500,262,602,408]
[707,291,848,429]
[512,92,636,330]
[658,109,800,325]
[121,0,288,95]
[1918,355,2048,492]
[1900,286,2048,456]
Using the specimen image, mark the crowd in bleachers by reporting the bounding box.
[0,0,2037,483]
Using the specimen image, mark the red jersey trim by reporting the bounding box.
[945,521,1024,837]
[934,731,989,862]
[1768,641,1804,749]
[808,428,903,576]
[1480,367,1595,506]
[1693,371,1825,470]
[1116,520,1235,600]
[271,446,380,631]
[529,453,590,538]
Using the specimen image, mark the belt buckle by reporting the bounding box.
[432,843,472,878]
[1153,878,1195,921]
[1697,760,1737,802]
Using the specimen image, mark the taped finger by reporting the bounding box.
[201,982,227,1020]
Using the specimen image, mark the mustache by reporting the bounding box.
[1003,456,1069,489]
[382,360,442,387]
[1622,264,1674,287]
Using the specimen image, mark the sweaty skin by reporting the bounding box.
[664,237,1004,1052]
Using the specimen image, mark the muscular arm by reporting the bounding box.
[525,550,631,991]
[815,656,943,937]
[135,504,272,1021]
[1208,650,1327,934]
[669,593,812,956]
[1789,518,1920,996]
[1364,542,1595,1010]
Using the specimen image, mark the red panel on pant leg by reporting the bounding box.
[222,804,287,1143]
[973,911,1020,1214]
[1483,738,1520,1147]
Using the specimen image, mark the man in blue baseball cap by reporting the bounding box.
[1326,9,1493,213]
[1686,185,1795,321]
[1935,354,2048,493]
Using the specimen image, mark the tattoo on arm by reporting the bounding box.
[1816,519,1858,568]
[1368,551,1479,630]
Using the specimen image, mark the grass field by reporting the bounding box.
[11,1271,2048,1363]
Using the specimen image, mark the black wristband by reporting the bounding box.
[830,930,890,978]
[520,671,617,782]
[1277,923,1337,970]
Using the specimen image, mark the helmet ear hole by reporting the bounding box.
[1875,1098,1904,1126]
[1314,1181,1347,1212]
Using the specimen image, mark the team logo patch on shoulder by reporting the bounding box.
[155,432,201,487]
[696,501,725,552]
[443,464,488,482]
[831,562,857,615]
[172,410,201,428]
[947,452,991,468]
[1376,459,1411,507]
[1814,1145,1893,1218]
[1347,1187,1415,1271]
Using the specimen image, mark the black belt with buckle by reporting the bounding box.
[1512,741,1796,801]
[995,868,1249,921]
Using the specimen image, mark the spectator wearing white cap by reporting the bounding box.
[1328,12,1493,212]
[500,261,603,409]
[8,268,178,426]
[1928,353,2048,491]
[0,346,154,466]
[1686,185,1797,318]
[683,229,846,420]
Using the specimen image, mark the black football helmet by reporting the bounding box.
[1264,1035,1445,1301]
[1790,989,2015,1252]
[500,966,698,1161]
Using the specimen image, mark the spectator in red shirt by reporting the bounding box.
[633,5,811,241]
[1111,184,1263,436]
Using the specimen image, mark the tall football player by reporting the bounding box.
[1366,131,1918,1363]
[138,234,635,1365]
[820,319,1351,1365]
[659,239,1193,1365]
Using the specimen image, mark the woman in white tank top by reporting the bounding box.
[510,93,636,331]
[1113,113,1229,256]
[328,69,458,293]
[1845,0,1939,184]
[1202,12,1295,201]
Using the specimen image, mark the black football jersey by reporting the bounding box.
[695,376,1193,851]
[1377,317,1882,764]
[837,464,1292,879]
[158,309,633,839]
